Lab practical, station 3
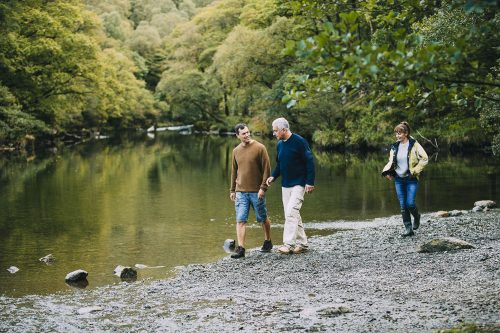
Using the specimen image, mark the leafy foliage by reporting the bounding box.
[280,0,499,151]
[1,0,497,155]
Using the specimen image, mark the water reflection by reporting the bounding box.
[66,279,89,289]
[0,133,498,297]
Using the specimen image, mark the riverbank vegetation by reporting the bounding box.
[0,0,498,153]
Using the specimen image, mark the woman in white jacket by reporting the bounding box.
[382,122,429,237]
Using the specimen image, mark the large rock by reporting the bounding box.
[113,265,137,279]
[223,239,236,253]
[474,200,496,208]
[65,269,88,282]
[417,237,475,253]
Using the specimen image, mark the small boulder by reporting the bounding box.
[113,265,137,279]
[418,237,475,253]
[435,211,450,218]
[65,269,88,282]
[472,206,483,212]
[7,266,19,274]
[449,210,463,217]
[474,200,496,208]
[223,239,236,253]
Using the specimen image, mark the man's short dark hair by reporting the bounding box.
[234,123,248,135]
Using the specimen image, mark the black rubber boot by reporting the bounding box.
[401,209,414,237]
[409,207,421,230]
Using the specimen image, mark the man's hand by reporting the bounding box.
[385,175,394,181]
[266,176,274,186]
[230,192,236,201]
[305,184,315,194]
[258,189,265,199]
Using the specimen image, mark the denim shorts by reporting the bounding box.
[235,192,267,223]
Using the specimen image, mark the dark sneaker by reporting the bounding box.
[231,246,245,259]
[260,240,273,252]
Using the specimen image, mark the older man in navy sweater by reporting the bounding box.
[266,117,315,254]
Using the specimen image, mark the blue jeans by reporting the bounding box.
[235,192,267,223]
[394,176,419,210]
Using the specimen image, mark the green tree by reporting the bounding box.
[0,0,102,128]
[155,65,223,124]
[280,0,499,150]
[0,85,49,146]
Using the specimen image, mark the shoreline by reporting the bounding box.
[1,210,499,332]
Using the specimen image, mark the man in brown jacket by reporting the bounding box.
[229,123,272,258]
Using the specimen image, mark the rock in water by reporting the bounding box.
[418,237,475,253]
[7,266,19,274]
[223,239,236,253]
[65,269,88,282]
[113,265,137,279]
[39,254,55,264]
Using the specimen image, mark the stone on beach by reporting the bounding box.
[417,237,475,253]
[434,211,450,218]
[473,200,496,208]
[65,269,88,282]
[77,306,103,315]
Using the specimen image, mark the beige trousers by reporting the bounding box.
[281,185,308,248]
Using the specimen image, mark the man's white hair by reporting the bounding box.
[272,117,289,131]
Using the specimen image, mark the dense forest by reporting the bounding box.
[0,0,498,153]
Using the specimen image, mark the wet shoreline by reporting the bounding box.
[1,210,499,332]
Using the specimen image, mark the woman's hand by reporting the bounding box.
[385,175,394,181]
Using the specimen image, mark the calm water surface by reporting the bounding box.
[0,133,498,296]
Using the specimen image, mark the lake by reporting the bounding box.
[0,133,498,297]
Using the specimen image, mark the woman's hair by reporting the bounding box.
[394,121,411,135]
[272,117,290,131]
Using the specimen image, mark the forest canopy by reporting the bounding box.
[0,0,498,154]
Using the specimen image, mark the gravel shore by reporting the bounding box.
[1,210,499,332]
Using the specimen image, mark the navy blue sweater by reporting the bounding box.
[271,133,315,187]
